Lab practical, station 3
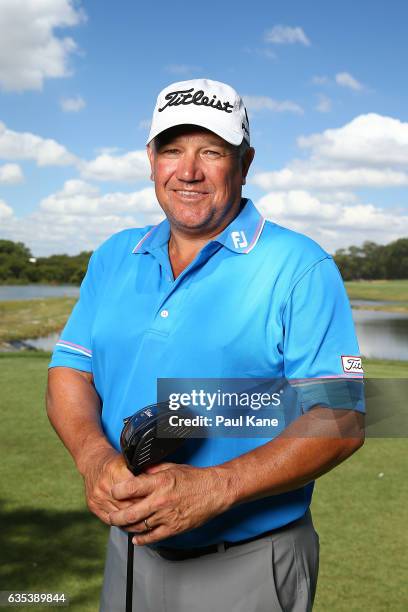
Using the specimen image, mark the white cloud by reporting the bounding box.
[315,94,332,113]
[252,166,408,191]
[256,190,408,252]
[80,151,150,182]
[0,209,140,256]
[265,25,310,46]
[0,163,24,184]
[94,146,122,156]
[0,0,86,92]
[0,122,149,181]
[253,114,408,191]
[257,190,339,220]
[298,114,408,168]
[0,181,164,255]
[249,112,408,250]
[40,180,160,217]
[243,96,303,115]
[60,95,86,112]
[0,199,13,219]
[335,72,364,91]
[0,121,77,166]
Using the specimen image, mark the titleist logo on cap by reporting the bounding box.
[158,88,234,114]
[147,78,250,146]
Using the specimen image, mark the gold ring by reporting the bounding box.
[144,518,152,531]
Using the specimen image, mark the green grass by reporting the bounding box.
[312,438,408,611]
[363,358,408,377]
[0,298,76,343]
[0,352,108,611]
[0,353,407,611]
[345,279,408,311]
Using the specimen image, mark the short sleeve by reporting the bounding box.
[282,257,364,412]
[48,249,103,373]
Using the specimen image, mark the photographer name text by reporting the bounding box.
[168,414,280,428]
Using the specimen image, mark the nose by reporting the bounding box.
[176,151,205,182]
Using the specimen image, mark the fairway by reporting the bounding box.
[0,353,407,611]
[345,279,408,304]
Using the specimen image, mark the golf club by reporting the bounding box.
[120,401,195,612]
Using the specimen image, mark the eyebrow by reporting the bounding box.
[157,139,232,150]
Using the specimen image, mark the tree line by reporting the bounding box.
[0,237,407,285]
[0,240,92,285]
[333,238,408,280]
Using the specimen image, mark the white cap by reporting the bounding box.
[147,78,250,146]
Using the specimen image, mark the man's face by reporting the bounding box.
[147,126,254,237]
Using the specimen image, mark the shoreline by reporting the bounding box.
[352,304,408,313]
[0,298,407,348]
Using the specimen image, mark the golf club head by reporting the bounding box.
[120,402,195,475]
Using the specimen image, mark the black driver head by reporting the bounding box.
[120,402,195,475]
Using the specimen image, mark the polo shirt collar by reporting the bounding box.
[213,199,265,254]
[132,219,170,254]
[132,198,265,255]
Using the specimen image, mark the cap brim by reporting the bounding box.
[146,113,244,147]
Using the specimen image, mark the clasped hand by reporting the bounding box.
[108,462,231,545]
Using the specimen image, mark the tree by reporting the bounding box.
[0,240,32,281]
[384,238,408,279]
[360,241,386,279]
[0,240,92,285]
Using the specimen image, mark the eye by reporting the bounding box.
[201,149,222,159]
[160,148,181,157]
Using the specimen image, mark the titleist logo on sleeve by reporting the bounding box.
[341,355,363,374]
[158,88,235,113]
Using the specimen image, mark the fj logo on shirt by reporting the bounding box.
[231,231,248,249]
[341,355,363,373]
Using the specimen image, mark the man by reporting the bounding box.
[47,79,364,612]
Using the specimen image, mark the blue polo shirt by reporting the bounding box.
[49,198,363,547]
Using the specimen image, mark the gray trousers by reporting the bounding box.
[100,511,319,612]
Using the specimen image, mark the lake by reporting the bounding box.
[0,285,80,301]
[352,308,408,361]
[1,286,407,360]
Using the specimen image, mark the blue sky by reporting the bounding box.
[0,0,407,255]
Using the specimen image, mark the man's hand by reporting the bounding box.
[81,447,136,525]
[109,462,232,545]
[46,367,141,526]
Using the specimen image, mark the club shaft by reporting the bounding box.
[126,533,134,612]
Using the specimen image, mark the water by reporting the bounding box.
[23,332,60,352]
[0,285,80,301]
[351,299,403,307]
[352,309,408,361]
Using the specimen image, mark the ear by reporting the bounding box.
[147,144,155,182]
[241,147,255,185]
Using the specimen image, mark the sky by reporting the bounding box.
[0,0,407,256]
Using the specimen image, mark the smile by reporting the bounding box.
[173,190,209,198]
